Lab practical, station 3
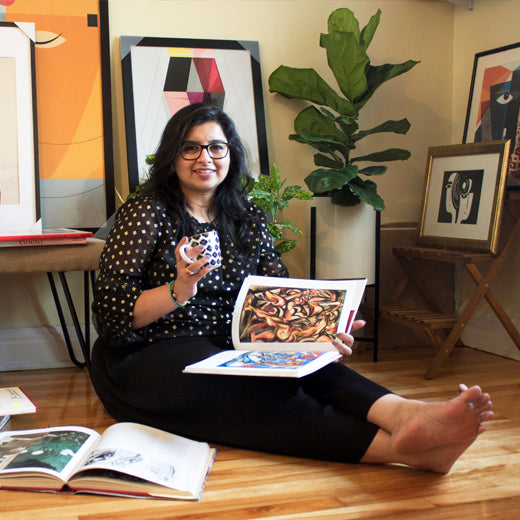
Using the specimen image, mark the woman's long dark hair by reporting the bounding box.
[141,103,256,254]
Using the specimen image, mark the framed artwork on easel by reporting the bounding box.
[121,36,269,191]
[418,141,511,254]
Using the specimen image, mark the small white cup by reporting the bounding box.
[180,230,222,268]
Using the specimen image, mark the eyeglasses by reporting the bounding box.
[180,142,229,160]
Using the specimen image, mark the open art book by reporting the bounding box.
[184,276,367,378]
[0,422,216,500]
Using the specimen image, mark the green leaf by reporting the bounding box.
[327,8,360,40]
[358,165,387,176]
[267,222,283,239]
[273,220,304,235]
[281,185,313,201]
[290,131,349,156]
[249,189,276,203]
[314,153,343,169]
[349,177,385,211]
[304,164,358,194]
[275,240,298,254]
[320,31,369,101]
[319,107,337,120]
[294,106,344,141]
[360,9,381,49]
[336,115,359,137]
[270,163,282,186]
[356,60,420,107]
[268,65,356,115]
[353,118,411,142]
[351,148,411,163]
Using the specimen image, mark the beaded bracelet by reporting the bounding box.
[168,280,187,308]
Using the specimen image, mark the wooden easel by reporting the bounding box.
[381,191,520,378]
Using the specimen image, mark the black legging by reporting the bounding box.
[90,336,391,463]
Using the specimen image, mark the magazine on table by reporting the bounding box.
[0,422,216,500]
[184,276,367,378]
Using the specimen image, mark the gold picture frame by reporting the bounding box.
[418,141,510,254]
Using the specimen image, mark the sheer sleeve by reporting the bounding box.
[92,197,168,346]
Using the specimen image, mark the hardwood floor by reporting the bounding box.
[1,344,519,520]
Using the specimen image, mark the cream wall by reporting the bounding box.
[107,0,455,277]
[3,0,517,365]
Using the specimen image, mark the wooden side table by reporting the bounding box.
[0,238,105,369]
[380,192,520,378]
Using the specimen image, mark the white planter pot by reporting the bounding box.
[307,198,377,284]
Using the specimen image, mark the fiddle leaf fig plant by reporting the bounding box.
[268,7,419,210]
[248,163,313,254]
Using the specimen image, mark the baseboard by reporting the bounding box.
[0,325,96,371]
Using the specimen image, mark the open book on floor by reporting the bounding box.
[0,422,216,500]
[184,276,367,378]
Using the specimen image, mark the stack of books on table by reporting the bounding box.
[0,387,37,432]
[0,228,93,248]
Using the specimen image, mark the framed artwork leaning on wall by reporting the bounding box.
[121,36,269,191]
[463,42,520,188]
[0,22,40,234]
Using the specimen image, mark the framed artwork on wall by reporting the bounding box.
[0,22,40,233]
[2,0,115,230]
[121,36,269,191]
[418,141,510,254]
[463,42,520,188]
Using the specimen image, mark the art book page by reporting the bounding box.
[70,422,212,495]
[231,276,366,351]
[183,350,341,378]
[0,426,99,486]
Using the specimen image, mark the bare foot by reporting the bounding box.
[405,440,478,474]
[392,385,493,456]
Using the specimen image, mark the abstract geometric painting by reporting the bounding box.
[121,37,268,190]
[1,0,114,229]
[463,42,520,186]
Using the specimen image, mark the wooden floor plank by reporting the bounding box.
[0,345,518,520]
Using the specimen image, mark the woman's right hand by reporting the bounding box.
[172,237,214,304]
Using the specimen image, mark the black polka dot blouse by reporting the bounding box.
[92,195,289,347]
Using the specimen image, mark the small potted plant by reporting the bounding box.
[247,163,313,254]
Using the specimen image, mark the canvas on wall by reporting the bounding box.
[463,42,520,188]
[1,0,114,229]
[121,36,269,190]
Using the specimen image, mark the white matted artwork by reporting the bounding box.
[121,36,269,191]
[0,22,40,233]
[418,141,510,253]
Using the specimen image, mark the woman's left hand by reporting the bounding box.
[331,320,366,358]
